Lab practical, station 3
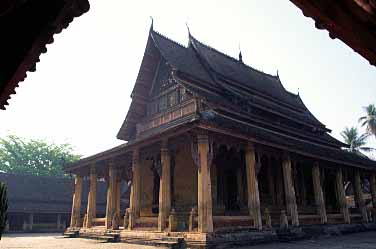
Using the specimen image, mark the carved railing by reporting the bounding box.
[137,99,197,136]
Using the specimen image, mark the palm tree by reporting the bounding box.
[359,104,376,137]
[340,127,373,154]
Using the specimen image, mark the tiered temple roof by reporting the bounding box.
[67,27,376,173]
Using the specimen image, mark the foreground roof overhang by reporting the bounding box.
[290,0,376,66]
[0,0,90,110]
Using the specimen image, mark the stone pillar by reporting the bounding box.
[70,174,83,227]
[282,153,299,226]
[86,166,97,228]
[197,134,213,233]
[105,163,117,229]
[57,214,61,229]
[212,163,218,208]
[370,174,376,209]
[354,170,368,223]
[28,213,34,231]
[275,161,284,207]
[5,220,9,232]
[245,142,262,230]
[335,168,350,223]
[158,140,171,231]
[115,177,121,220]
[266,156,276,205]
[312,162,327,224]
[128,147,141,230]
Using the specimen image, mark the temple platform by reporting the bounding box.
[66,223,376,249]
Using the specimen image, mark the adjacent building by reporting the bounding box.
[0,172,109,232]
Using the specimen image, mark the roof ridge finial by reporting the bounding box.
[297,88,300,96]
[149,16,154,31]
[186,21,191,37]
[238,43,243,63]
[277,69,279,78]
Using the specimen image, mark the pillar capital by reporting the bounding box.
[161,139,169,151]
[132,147,140,163]
[197,133,209,144]
[244,141,255,153]
[90,165,97,175]
[282,151,291,161]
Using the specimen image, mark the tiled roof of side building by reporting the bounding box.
[0,173,110,213]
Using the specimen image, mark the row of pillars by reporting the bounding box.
[69,136,376,232]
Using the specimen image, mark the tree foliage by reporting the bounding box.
[359,104,376,138]
[0,182,7,240]
[340,127,374,154]
[0,135,80,177]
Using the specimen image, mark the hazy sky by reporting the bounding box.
[1,0,375,157]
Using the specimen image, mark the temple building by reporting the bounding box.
[1,173,108,233]
[64,26,376,247]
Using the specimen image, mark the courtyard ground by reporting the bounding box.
[1,231,376,249]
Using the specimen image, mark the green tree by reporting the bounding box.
[0,183,7,240]
[359,104,376,138]
[340,127,374,154]
[0,135,80,177]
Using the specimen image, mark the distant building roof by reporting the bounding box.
[0,173,110,214]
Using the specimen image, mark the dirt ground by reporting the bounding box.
[1,231,376,249]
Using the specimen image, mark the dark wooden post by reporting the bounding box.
[105,163,117,229]
[266,156,276,205]
[128,147,140,230]
[70,174,83,228]
[197,134,213,233]
[86,166,97,228]
[335,168,350,223]
[282,152,299,226]
[312,162,327,224]
[158,140,171,231]
[245,142,262,230]
[354,170,368,222]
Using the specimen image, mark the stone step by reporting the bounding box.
[121,236,183,248]
[63,231,79,238]
[82,234,119,243]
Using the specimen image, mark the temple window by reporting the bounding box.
[159,95,168,111]
[180,87,188,102]
[168,90,178,107]
[147,86,191,117]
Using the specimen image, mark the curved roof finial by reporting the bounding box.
[186,21,191,37]
[238,43,243,63]
[150,16,154,31]
[297,88,300,96]
[277,69,279,78]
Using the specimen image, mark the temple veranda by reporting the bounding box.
[65,131,376,241]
